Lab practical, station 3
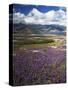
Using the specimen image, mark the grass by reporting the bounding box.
[13,38,55,51]
[13,35,65,54]
[48,41,62,47]
[13,38,54,45]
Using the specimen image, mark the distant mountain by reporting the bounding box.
[13,23,66,36]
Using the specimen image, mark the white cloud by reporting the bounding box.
[45,10,55,20]
[13,12,25,23]
[28,8,44,18]
[13,8,66,26]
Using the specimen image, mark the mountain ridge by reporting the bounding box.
[13,23,66,36]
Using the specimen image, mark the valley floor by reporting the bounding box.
[13,36,66,86]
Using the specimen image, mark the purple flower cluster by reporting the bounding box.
[13,46,66,86]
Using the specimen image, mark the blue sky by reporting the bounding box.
[13,4,66,15]
[11,4,66,26]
